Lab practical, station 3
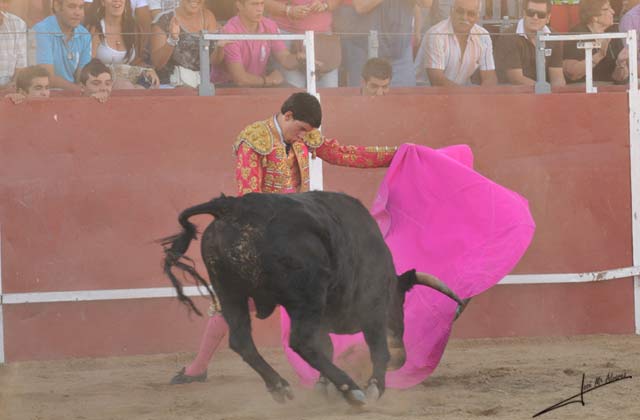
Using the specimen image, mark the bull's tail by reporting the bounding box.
[158,195,235,316]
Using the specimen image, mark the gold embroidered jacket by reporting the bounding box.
[234,117,396,195]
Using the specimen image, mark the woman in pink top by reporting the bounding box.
[265,0,342,88]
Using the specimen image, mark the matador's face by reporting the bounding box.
[281,111,314,144]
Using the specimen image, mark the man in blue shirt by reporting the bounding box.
[33,0,91,91]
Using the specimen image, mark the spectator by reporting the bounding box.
[4,65,50,104]
[374,0,433,87]
[619,0,640,70]
[210,0,302,87]
[0,0,27,90]
[361,56,392,95]
[563,0,628,83]
[85,0,160,88]
[84,0,152,40]
[265,0,341,88]
[151,0,220,87]
[85,0,145,65]
[332,1,372,87]
[495,0,565,87]
[79,57,113,101]
[334,0,431,87]
[418,0,497,86]
[33,0,92,91]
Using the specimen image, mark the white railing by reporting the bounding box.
[535,31,639,94]
[198,31,317,97]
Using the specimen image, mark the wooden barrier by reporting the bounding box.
[0,88,634,362]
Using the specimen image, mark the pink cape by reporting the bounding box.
[280,144,536,389]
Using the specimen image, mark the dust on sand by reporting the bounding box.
[1,334,638,420]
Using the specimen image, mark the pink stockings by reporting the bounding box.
[184,314,228,376]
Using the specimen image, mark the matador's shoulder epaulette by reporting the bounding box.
[233,120,275,155]
[302,129,324,149]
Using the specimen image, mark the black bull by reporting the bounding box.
[161,191,463,405]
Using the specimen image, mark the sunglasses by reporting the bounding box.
[453,6,479,18]
[525,9,548,19]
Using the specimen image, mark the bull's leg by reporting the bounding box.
[362,321,391,401]
[312,333,334,399]
[222,295,293,403]
[289,317,366,406]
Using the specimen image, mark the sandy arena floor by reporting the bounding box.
[0,334,638,420]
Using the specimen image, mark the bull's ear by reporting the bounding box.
[397,269,417,294]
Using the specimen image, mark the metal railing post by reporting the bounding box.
[535,31,551,94]
[577,40,599,93]
[304,31,322,190]
[626,30,640,334]
[628,30,638,91]
[368,30,379,58]
[304,31,317,96]
[0,226,4,363]
[199,31,214,96]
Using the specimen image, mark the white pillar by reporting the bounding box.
[627,31,640,334]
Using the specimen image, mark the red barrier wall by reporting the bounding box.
[0,89,635,362]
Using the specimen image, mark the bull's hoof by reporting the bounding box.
[343,388,366,406]
[365,381,381,401]
[269,382,294,403]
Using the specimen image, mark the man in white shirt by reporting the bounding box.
[0,0,27,90]
[417,0,497,86]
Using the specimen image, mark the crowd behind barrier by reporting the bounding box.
[0,0,637,98]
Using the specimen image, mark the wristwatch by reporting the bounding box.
[167,35,179,47]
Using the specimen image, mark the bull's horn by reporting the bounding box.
[414,272,469,320]
[414,272,464,307]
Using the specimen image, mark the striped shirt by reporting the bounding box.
[0,12,27,86]
[422,18,495,85]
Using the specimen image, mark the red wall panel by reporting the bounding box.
[0,89,634,362]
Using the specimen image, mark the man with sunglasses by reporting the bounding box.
[495,0,565,86]
[419,0,497,86]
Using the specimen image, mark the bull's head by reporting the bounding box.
[386,270,467,370]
